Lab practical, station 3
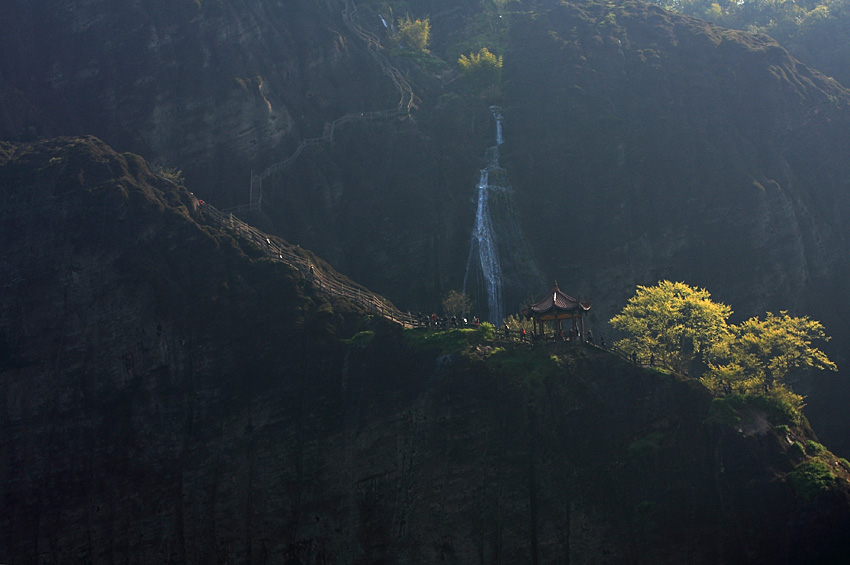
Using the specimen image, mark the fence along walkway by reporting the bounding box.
[202,204,420,327]
[224,0,415,216]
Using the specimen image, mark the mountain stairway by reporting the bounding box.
[224,0,415,215]
[202,203,420,327]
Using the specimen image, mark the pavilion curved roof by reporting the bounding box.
[524,282,591,318]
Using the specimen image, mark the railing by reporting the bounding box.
[225,0,415,216]
[609,343,664,369]
[204,206,639,350]
[342,0,415,113]
[202,204,421,327]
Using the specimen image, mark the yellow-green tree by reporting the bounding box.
[397,14,431,52]
[609,281,732,374]
[704,311,836,394]
[458,47,503,92]
[503,313,534,333]
[441,290,471,318]
[612,282,837,412]
[159,167,185,186]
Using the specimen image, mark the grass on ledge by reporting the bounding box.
[403,327,488,353]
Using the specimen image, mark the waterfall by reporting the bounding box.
[463,107,506,324]
[493,107,504,146]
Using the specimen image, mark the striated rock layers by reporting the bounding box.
[0,0,399,206]
[2,137,850,563]
[503,1,850,456]
[3,0,850,467]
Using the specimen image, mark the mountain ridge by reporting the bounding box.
[2,136,850,562]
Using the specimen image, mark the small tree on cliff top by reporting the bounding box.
[458,47,503,93]
[610,281,732,375]
[611,281,837,413]
[704,311,836,394]
[397,14,431,52]
[442,290,471,318]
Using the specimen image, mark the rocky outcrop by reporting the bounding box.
[2,137,850,563]
[0,0,400,206]
[502,1,850,455]
[2,0,850,457]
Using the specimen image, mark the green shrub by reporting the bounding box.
[788,460,836,500]
[774,424,790,435]
[478,321,496,341]
[744,388,803,426]
[705,398,740,427]
[403,327,480,353]
[805,440,827,456]
[790,441,806,459]
[458,47,503,92]
[160,167,185,186]
[442,290,471,318]
[397,14,430,52]
[488,347,562,386]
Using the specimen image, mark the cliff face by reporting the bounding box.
[507,1,850,308]
[0,137,361,561]
[5,0,849,317]
[0,0,398,205]
[2,138,850,563]
[3,1,850,458]
[502,1,850,454]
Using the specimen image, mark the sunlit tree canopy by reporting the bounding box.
[611,282,837,408]
[610,281,732,374]
[704,311,837,393]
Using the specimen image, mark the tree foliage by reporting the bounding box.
[441,290,471,318]
[159,166,185,186]
[457,47,503,92]
[611,281,837,407]
[648,0,850,86]
[503,313,534,333]
[396,14,431,52]
[704,311,837,393]
[610,281,732,374]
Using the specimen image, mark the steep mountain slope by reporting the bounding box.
[0,0,403,202]
[2,137,850,563]
[2,1,850,451]
[502,0,850,455]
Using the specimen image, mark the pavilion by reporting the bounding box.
[522,282,591,340]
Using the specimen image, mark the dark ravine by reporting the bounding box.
[2,137,850,562]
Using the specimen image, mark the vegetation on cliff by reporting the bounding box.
[611,280,837,421]
[3,136,850,562]
[649,0,850,86]
[395,14,431,51]
[610,280,733,375]
[458,47,504,96]
[397,320,850,561]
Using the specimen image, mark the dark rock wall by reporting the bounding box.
[2,138,850,562]
[502,1,850,453]
[3,0,850,462]
[0,0,394,207]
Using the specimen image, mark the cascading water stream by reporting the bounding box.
[463,107,506,324]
